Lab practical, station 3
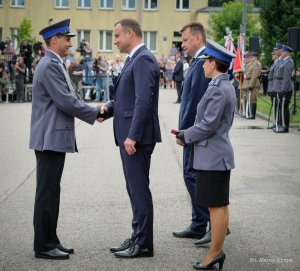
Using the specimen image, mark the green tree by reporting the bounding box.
[260,0,300,66]
[209,0,259,47]
[16,17,36,47]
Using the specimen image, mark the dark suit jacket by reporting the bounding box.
[179,51,210,130]
[173,60,183,82]
[107,45,161,147]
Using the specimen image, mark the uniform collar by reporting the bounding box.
[209,73,227,85]
[47,49,64,64]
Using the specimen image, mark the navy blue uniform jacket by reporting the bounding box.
[179,54,210,130]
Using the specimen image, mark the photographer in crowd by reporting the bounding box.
[77,40,93,86]
[5,36,16,83]
[94,56,109,102]
[69,58,83,99]
[20,39,33,70]
[14,56,26,102]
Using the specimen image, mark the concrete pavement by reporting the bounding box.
[0,89,299,271]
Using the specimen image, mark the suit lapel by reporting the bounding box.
[114,45,147,90]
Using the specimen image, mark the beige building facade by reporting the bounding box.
[0,0,209,59]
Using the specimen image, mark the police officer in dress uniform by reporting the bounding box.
[242,51,261,119]
[175,39,236,270]
[267,51,279,127]
[29,19,102,260]
[273,45,294,133]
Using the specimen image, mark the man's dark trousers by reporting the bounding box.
[34,150,65,252]
[119,144,155,248]
[183,144,210,232]
[175,81,182,102]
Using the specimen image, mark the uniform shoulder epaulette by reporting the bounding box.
[50,58,59,64]
[211,79,221,87]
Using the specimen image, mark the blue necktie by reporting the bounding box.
[189,57,197,67]
[121,57,131,73]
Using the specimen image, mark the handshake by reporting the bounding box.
[96,105,112,122]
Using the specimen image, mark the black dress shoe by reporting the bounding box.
[173,226,205,239]
[195,228,231,247]
[56,244,74,254]
[110,238,133,253]
[193,251,226,270]
[273,125,289,133]
[114,243,153,258]
[35,248,69,260]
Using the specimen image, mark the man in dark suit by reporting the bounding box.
[29,19,102,260]
[172,22,211,242]
[173,52,184,103]
[100,18,161,258]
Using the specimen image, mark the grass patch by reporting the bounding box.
[257,94,300,123]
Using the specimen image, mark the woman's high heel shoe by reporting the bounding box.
[192,251,226,270]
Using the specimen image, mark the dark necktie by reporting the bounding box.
[189,57,197,67]
[121,57,131,73]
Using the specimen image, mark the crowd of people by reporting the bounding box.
[0,36,44,102]
[0,36,191,104]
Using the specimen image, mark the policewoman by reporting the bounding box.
[175,39,236,270]
[29,19,102,260]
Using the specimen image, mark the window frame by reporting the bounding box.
[10,0,25,8]
[77,0,92,9]
[10,28,18,49]
[176,0,189,11]
[143,0,158,11]
[99,0,114,10]
[77,30,91,48]
[99,30,113,52]
[55,0,70,9]
[143,31,157,53]
[121,0,136,10]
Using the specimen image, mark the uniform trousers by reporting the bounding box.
[33,150,65,252]
[119,144,155,248]
[277,91,292,128]
[183,144,210,233]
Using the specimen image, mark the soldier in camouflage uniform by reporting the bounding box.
[241,51,261,119]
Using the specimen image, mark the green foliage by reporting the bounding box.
[16,17,36,47]
[257,94,300,123]
[209,0,259,47]
[259,0,300,66]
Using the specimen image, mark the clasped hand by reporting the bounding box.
[96,106,108,123]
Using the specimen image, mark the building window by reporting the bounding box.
[55,0,69,8]
[77,0,91,8]
[100,0,113,9]
[143,31,157,52]
[0,0,3,7]
[77,30,90,48]
[144,0,158,10]
[11,0,25,7]
[10,28,18,49]
[122,0,135,10]
[176,0,189,10]
[99,30,112,51]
